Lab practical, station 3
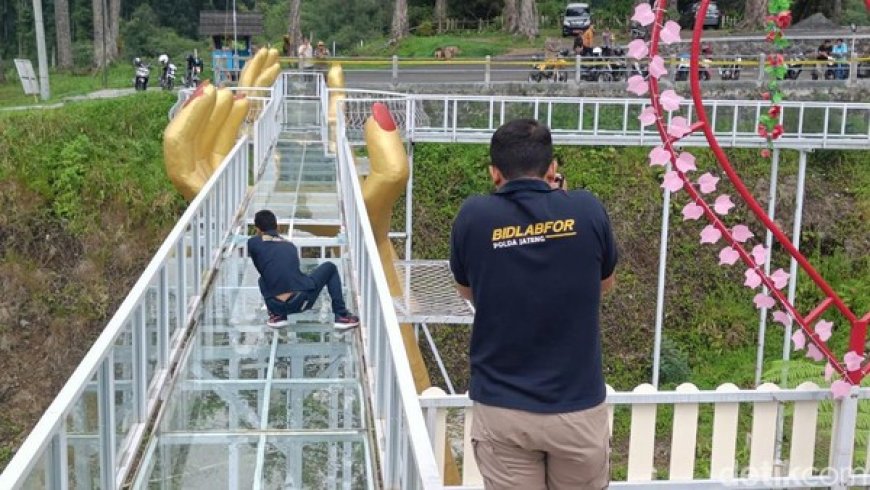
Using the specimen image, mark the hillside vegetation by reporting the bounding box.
[408,143,870,392]
[0,93,184,468]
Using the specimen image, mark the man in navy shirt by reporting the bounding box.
[248,210,359,330]
[450,119,617,489]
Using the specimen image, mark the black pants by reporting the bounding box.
[265,262,348,319]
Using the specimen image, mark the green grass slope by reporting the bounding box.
[0,92,184,468]
[408,144,869,393]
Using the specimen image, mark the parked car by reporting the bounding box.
[680,1,722,29]
[562,3,592,37]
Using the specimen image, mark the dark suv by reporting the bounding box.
[680,1,722,29]
[561,3,592,37]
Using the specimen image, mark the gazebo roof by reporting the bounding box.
[199,11,264,36]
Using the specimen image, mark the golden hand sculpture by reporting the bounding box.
[361,103,460,485]
[164,82,216,200]
[211,94,250,170]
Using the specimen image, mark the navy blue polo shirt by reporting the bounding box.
[247,231,316,298]
[450,178,617,413]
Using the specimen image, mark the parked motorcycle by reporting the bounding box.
[674,53,712,81]
[812,54,837,80]
[579,47,617,82]
[133,58,150,91]
[158,54,177,91]
[719,57,741,80]
[783,52,806,80]
[185,51,204,88]
[529,49,570,83]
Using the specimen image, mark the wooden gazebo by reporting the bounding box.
[199,10,264,83]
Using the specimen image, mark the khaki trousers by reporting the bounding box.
[471,402,610,490]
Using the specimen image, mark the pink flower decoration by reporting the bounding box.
[791,330,806,350]
[682,202,704,221]
[627,75,649,96]
[744,269,762,289]
[661,170,684,193]
[675,152,696,173]
[649,56,668,79]
[649,146,671,166]
[772,310,792,326]
[631,3,655,26]
[831,380,851,399]
[638,106,657,126]
[697,173,719,194]
[713,195,735,215]
[751,244,768,266]
[806,343,824,362]
[719,246,739,265]
[825,362,835,382]
[627,39,649,60]
[753,293,776,309]
[770,268,790,289]
[845,351,863,372]
[660,21,682,45]
[659,89,683,112]
[700,224,722,244]
[815,319,833,342]
[667,116,691,138]
[732,225,754,243]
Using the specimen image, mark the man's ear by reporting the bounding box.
[489,165,505,187]
[545,160,558,182]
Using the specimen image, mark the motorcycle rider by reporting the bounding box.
[186,52,204,88]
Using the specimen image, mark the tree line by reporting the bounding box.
[0,0,861,76]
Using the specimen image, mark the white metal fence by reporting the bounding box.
[421,384,870,489]
[0,137,250,489]
[0,77,285,490]
[332,82,443,489]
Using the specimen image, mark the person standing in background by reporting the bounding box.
[297,37,314,70]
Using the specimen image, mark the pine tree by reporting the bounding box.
[54,0,73,69]
[516,0,538,40]
[503,0,518,34]
[391,0,409,41]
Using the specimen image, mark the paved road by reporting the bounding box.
[341,61,847,87]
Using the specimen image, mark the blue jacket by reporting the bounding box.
[247,231,315,298]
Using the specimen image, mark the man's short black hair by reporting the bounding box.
[254,210,278,232]
[490,119,553,180]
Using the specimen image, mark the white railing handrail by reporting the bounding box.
[0,74,286,489]
[334,105,443,488]
[0,132,250,488]
[419,385,870,407]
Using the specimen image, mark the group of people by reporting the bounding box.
[283,35,330,70]
[573,24,615,56]
[251,118,617,488]
[817,38,851,80]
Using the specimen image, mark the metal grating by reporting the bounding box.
[392,260,474,324]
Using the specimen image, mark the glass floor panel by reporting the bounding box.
[135,100,374,489]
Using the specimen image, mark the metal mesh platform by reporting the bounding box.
[392,260,474,324]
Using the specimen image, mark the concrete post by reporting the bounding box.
[485,55,491,88]
[848,52,858,86]
[757,53,766,87]
[392,55,398,85]
[575,55,581,83]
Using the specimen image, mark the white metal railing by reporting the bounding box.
[0,77,286,490]
[0,137,250,489]
[408,95,870,149]
[421,383,869,489]
[334,102,442,488]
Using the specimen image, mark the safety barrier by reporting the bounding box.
[333,91,442,489]
[0,77,287,490]
[421,384,870,489]
[0,137,251,489]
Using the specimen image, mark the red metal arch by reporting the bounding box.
[645,0,869,383]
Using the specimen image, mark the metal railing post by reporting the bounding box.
[575,55,581,83]
[485,55,491,88]
[830,387,859,489]
[848,53,858,86]
[392,55,399,86]
[757,53,766,86]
